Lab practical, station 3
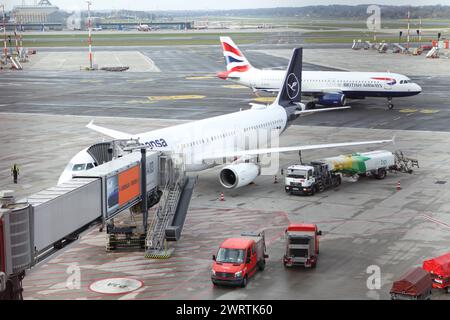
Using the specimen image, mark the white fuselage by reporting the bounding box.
[58,104,288,184]
[137,104,288,171]
[229,69,421,98]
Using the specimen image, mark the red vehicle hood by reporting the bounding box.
[213,262,244,273]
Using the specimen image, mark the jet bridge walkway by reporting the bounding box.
[0,140,196,299]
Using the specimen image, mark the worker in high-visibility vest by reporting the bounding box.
[11,164,19,184]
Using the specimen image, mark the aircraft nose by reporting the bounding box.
[57,171,73,185]
[415,83,422,93]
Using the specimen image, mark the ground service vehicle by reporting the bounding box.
[283,224,321,268]
[390,267,433,300]
[285,150,395,195]
[423,252,450,293]
[211,231,268,287]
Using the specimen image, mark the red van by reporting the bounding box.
[211,232,268,287]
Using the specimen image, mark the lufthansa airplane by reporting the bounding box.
[217,37,422,110]
[58,48,392,187]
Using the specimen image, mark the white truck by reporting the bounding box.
[285,150,395,196]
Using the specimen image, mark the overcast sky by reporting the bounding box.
[3,0,450,11]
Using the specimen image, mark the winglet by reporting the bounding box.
[85,121,133,140]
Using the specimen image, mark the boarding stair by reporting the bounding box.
[426,47,439,58]
[145,180,183,258]
[9,56,22,70]
[393,43,408,54]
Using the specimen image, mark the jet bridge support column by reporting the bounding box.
[141,148,148,234]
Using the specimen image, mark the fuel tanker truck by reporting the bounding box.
[285,150,395,195]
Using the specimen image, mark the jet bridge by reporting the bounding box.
[0,140,196,299]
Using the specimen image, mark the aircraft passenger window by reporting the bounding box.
[72,164,86,171]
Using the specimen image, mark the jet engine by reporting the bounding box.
[219,163,260,189]
[318,93,346,107]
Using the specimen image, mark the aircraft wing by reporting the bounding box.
[295,106,350,115]
[86,121,135,140]
[202,138,393,161]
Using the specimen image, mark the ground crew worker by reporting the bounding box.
[11,164,19,184]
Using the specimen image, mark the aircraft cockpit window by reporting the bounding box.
[86,163,94,170]
[72,164,86,171]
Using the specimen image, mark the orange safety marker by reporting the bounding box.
[220,192,225,201]
[396,180,401,191]
[274,175,278,184]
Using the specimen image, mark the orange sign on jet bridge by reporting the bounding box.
[118,165,140,206]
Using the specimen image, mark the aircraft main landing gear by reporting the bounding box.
[387,98,394,110]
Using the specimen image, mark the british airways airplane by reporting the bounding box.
[58,48,392,188]
[217,37,422,110]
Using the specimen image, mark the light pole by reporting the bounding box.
[86,1,93,70]
[1,4,7,61]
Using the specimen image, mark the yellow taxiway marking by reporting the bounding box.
[186,76,216,80]
[80,79,102,83]
[222,84,248,89]
[399,108,440,114]
[147,95,205,101]
[420,109,440,114]
[399,108,418,113]
[253,97,276,103]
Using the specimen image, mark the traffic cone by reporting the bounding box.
[274,175,278,184]
[220,192,225,201]
[396,180,401,191]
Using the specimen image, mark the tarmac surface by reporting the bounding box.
[0,45,449,131]
[0,114,446,300]
[0,43,449,300]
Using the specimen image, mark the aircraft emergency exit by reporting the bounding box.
[217,37,422,110]
[58,48,393,189]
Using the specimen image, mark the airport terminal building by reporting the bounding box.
[10,0,66,30]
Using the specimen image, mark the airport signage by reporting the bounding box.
[107,165,141,216]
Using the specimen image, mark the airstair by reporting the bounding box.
[145,179,183,258]
[9,56,23,70]
[426,47,439,58]
[378,42,388,53]
[393,43,408,54]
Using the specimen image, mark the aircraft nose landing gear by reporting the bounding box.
[387,97,394,110]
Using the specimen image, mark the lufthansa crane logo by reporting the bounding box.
[286,73,300,100]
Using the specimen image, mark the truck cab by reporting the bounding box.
[211,232,267,287]
[283,224,321,268]
[422,252,450,293]
[285,163,340,195]
[285,165,315,194]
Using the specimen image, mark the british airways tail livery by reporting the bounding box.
[218,36,422,110]
[59,48,393,188]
